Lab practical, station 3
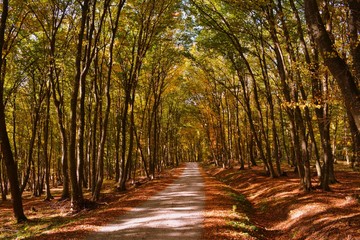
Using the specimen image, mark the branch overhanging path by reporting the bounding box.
[87,162,205,240]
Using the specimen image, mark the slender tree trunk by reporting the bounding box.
[77,73,85,203]
[49,61,69,199]
[0,151,7,201]
[115,111,121,182]
[44,87,53,201]
[152,103,159,174]
[34,130,41,197]
[118,90,130,191]
[133,118,150,178]
[257,33,281,176]
[127,97,136,179]
[69,0,90,211]
[45,1,70,200]
[20,106,41,194]
[235,102,244,170]
[90,53,100,195]
[12,96,17,165]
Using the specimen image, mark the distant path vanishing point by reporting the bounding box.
[88,162,205,240]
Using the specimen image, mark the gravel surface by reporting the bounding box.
[88,162,205,240]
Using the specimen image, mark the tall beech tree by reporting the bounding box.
[28,0,73,200]
[69,0,111,211]
[92,0,126,201]
[0,0,27,223]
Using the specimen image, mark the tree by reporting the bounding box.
[28,0,73,200]
[0,0,27,223]
[92,0,126,201]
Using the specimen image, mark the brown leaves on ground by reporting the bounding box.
[200,166,267,240]
[202,163,360,240]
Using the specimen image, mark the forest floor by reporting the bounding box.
[203,162,360,239]
[0,161,359,239]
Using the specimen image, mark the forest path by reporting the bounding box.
[87,162,205,240]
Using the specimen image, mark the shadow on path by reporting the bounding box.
[87,162,205,240]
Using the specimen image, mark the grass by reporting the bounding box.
[228,192,253,212]
[258,199,270,212]
[226,211,261,239]
[225,191,262,238]
[0,215,73,239]
[229,219,258,232]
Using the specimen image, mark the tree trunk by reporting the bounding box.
[127,98,136,179]
[133,118,150,178]
[0,0,27,223]
[257,32,281,176]
[348,0,360,80]
[44,87,53,201]
[49,60,69,199]
[0,153,7,201]
[115,110,121,182]
[348,112,360,167]
[305,0,360,132]
[118,90,130,191]
[266,5,311,189]
[20,106,41,194]
[235,103,244,170]
[0,119,27,222]
[45,0,70,200]
[69,0,91,212]
[92,0,125,200]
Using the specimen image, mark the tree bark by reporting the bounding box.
[44,86,53,200]
[0,155,6,201]
[69,0,90,211]
[266,4,311,189]
[305,0,360,132]
[20,104,41,194]
[118,90,130,191]
[0,0,27,223]
[348,0,360,80]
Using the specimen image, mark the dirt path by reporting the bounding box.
[87,162,205,240]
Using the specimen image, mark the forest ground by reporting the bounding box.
[0,162,359,239]
[203,162,360,239]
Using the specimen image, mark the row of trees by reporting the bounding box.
[0,0,359,224]
[0,0,198,223]
[185,0,359,192]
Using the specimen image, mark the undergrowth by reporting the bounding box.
[225,191,264,239]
